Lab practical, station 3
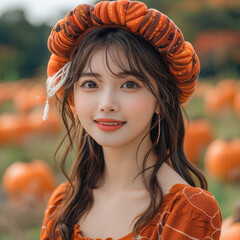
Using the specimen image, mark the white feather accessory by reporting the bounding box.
[42,61,71,121]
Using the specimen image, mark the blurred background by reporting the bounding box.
[0,0,239,239]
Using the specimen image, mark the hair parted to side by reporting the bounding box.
[47,27,207,240]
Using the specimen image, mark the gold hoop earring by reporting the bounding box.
[82,132,89,139]
[156,114,161,144]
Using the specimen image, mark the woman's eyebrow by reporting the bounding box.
[79,71,136,79]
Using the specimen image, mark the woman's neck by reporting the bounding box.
[100,137,157,194]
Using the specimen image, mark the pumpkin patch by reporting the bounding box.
[1,1,239,237]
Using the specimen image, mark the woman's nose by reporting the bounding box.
[98,89,119,113]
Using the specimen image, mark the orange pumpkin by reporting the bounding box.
[204,79,237,114]
[193,81,213,98]
[0,113,30,145]
[204,138,240,182]
[204,87,224,114]
[217,79,237,106]
[233,91,240,115]
[2,159,57,207]
[0,110,61,145]
[184,119,214,164]
[0,82,20,106]
[27,107,61,134]
[220,200,240,240]
[13,84,46,112]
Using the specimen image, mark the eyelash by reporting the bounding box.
[80,81,98,88]
[80,80,140,89]
[121,81,140,89]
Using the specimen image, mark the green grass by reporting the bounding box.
[207,175,240,219]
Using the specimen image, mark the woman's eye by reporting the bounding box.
[121,81,139,89]
[81,81,98,88]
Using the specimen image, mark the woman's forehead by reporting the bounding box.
[80,45,158,90]
[82,46,130,74]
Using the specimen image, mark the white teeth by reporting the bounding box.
[98,122,123,126]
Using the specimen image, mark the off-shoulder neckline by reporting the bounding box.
[74,183,190,240]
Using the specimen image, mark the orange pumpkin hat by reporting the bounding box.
[43,0,200,120]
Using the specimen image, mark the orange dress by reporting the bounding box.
[41,183,222,240]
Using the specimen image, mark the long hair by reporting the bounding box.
[47,27,207,239]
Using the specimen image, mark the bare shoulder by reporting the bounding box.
[156,162,189,195]
[157,163,221,216]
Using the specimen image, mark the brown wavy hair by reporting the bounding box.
[47,27,207,239]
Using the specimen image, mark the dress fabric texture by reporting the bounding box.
[41,183,222,240]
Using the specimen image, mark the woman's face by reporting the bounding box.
[73,47,158,148]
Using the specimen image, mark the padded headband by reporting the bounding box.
[43,0,200,120]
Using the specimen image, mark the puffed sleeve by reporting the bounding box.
[40,182,67,240]
[159,186,222,240]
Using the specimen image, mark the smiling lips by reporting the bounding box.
[94,118,126,131]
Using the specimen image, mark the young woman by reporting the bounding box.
[41,1,222,239]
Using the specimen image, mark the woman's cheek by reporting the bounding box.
[125,94,156,117]
[74,94,95,118]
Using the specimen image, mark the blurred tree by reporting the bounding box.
[0,9,50,81]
